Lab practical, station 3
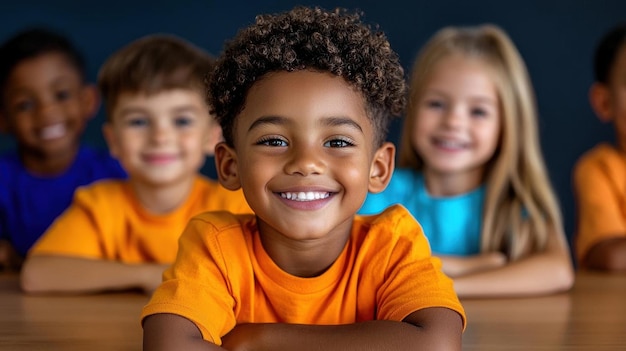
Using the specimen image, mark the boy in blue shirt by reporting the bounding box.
[0,28,126,270]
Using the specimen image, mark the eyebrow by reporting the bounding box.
[427,89,497,105]
[248,115,363,133]
[117,104,200,117]
[248,115,286,131]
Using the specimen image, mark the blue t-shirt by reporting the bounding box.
[359,168,484,256]
[0,146,127,256]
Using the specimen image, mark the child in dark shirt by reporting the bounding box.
[0,27,126,270]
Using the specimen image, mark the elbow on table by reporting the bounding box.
[19,258,50,294]
[551,263,575,293]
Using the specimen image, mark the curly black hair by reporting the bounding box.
[208,6,407,147]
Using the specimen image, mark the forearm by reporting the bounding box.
[225,322,423,351]
[439,252,506,277]
[20,255,166,294]
[223,308,463,351]
[453,251,574,298]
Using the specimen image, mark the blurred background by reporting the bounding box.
[1,0,624,250]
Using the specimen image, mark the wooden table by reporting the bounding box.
[0,274,148,351]
[0,271,624,350]
[462,271,626,350]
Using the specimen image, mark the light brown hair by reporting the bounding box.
[98,34,215,121]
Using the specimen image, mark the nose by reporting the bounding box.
[34,99,61,122]
[149,120,174,145]
[442,106,465,130]
[283,144,325,176]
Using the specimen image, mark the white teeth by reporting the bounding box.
[437,139,465,148]
[280,191,330,201]
[40,123,66,140]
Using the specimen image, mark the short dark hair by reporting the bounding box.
[98,34,215,121]
[208,6,407,147]
[594,22,626,84]
[0,27,86,110]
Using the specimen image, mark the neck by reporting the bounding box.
[20,146,79,176]
[257,218,352,278]
[129,176,197,214]
[423,167,484,197]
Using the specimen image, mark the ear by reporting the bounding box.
[215,142,241,190]
[589,83,613,123]
[368,141,395,194]
[81,84,100,121]
[203,120,224,157]
[102,122,120,159]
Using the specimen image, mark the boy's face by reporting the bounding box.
[592,45,626,153]
[0,52,96,162]
[215,70,393,243]
[103,89,219,187]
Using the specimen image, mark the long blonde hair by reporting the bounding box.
[398,24,562,261]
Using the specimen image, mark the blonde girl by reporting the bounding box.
[360,24,574,297]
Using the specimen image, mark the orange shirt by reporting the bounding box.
[30,176,251,263]
[141,204,466,345]
[573,143,626,265]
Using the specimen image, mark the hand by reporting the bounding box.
[0,240,23,272]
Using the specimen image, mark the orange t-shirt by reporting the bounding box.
[141,204,466,345]
[573,143,626,265]
[30,176,251,263]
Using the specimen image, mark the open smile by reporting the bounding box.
[280,191,331,201]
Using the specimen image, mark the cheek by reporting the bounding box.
[113,131,143,156]
[181,132,206,154]
[412,117,431,152]
[333,154,370,184]
[11,114,32,130]
[480,123,501,154]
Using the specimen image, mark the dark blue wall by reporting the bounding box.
[1,0,624,248]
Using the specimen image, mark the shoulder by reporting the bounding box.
[354,205,432,260]
[575,143,622,168]
[189,211,256,233]
[357,204,424,241]
[72,179,128,204]
[181,211,256,250]
[192,176,252,213]
[574,143,626,181]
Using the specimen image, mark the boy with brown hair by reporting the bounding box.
[20,34,251,294]
[142,6,465,350]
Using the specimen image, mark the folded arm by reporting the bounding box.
[451,225,574,298]
[438,252,507,277]
[143,307,463,351]
[20,255,167,294]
